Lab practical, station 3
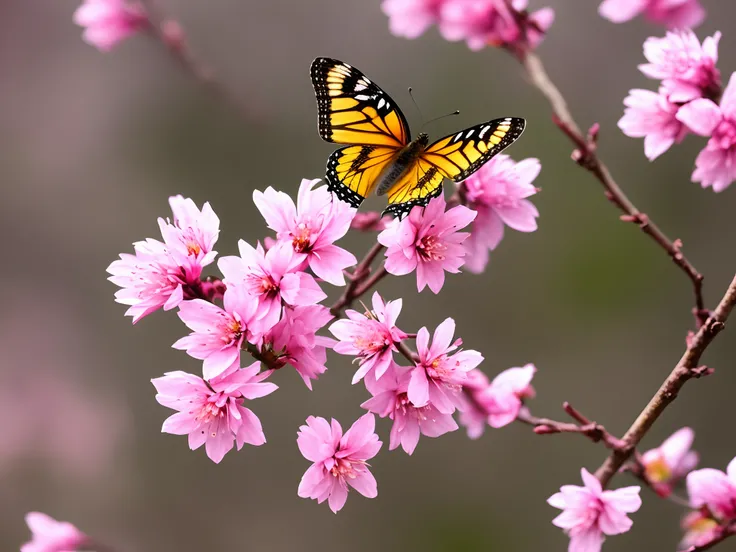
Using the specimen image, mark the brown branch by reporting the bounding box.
[517,403,624,450]
[139,0,253,123]
[594,274,736,487]
[513,49,707,325]
[330,242,386,317]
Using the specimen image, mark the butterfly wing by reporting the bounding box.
[422,117,526,181]
[382,117,525,218]
[326,145,398,208]
[382,156,445,218]
[310,57,411,148]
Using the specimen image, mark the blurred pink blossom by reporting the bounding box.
[253,179,357,286]
[680,510,721,550]
[378,195,476,293]
[484,363,536,428]
[619,88,689,160]
[686,456,736,520]
[457,368,492,438]
[381,0,553,49]
[350,211,390,232]
[21,512,88,552]
[107,196,219,323]
[73,0,149,51]
[599,0,705,29]
[408,318,483,413]
[218,241,326,330]
[297,413,382,513]
[152,362,277,463]
[460,154,540,273]
[264,305,335,389]
[382,0,444,39]
[330,292,408,384]
[677,73,736,192]
[641,427,698,495]
[439,0,554,51]
[548,469,642,552]
[640,30,721,103]
[362,366,458,454]
[172,286,262,381]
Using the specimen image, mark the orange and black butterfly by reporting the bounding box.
[310,57,526,218]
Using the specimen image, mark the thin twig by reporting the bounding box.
[396,341,420,364]
[139,0,253,123]
[594,274,736,487]
[512,48,707,326]
[330,242,385,317]
[516,404,623,450]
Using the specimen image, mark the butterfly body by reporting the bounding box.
[310,57,526,218]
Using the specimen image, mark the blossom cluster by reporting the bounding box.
[599,0,705,29]
[618,29,736,193]
[110,179,358,463]
[381,0,554,51]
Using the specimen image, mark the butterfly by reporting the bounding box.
[310,57,526,218]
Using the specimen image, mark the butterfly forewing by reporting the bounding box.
[310,57,411,148]
[422,117,526,182]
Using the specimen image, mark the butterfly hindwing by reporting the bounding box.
[310,57,411,148]
[422,117,526,182]
[326,145,398,208]
[382,156,445,218]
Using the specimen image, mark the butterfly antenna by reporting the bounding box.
[408,87,424,127]
[421,109,461,133]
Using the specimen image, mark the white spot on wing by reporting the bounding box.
[377,98,386,109]
[453,132,463,142]
[479,126,490,138]
[465,129,475,138]
[355,83,367,91]
[355,94,371,101]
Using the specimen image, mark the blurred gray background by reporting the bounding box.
[2,1,736,550]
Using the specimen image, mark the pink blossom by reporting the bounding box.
[408,318,483,413]
[618,88,689,160]
[641,427,698,494]
[377,195,476,293]
[73,0,149,51]
[152,362,277,463]
[457,368,492,439]
[253,179,357,286]
[172,286,262,381]
[362,366,458,454]
[460,154,540,273]
[599,0,705,29]
[381,0,444,39]
[21,512,88,552]
[548,469,642,552]
[439,0,554,51]
[264,305,335,389]
[159,195,220,272]
[677,73,736,192]
[297,413,382,513]
[107,196,220,323]
[484,364,536,428]
[330,292,408,384]
[686,456,736,520]
[218,241,326,330]
[640,30,721,103]
[680,510,720,550]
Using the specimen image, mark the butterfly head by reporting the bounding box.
[416,133,429,148]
